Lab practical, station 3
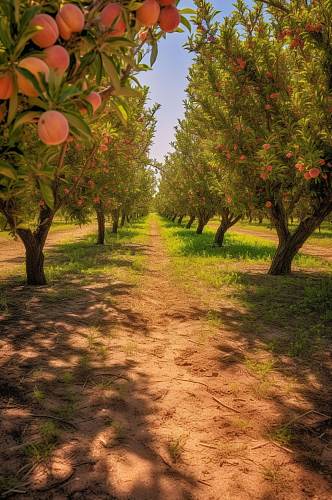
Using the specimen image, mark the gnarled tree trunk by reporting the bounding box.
[96,205,105,245]
[186,215,195,229]
[214,209,241,247]
[16,207,54,285]
[268,198,332,275]
[196,215,209,234]
[177,215,184,224]
[171,214,177,222]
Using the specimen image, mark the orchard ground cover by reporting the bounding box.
[0,213,331,499]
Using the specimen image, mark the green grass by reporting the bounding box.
[159,215,332,359]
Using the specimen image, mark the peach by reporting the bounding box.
[0,72,14,99]
[56,3,85,40]
[158,5,180,32]
[44,45,70,75]
[17,57,49,97]
[100,3,126,36]
[304,171,311,180]
[265,201,272,208]
[262,143,271,150]
[158,0,175,4]
[136,0,160,27]
[86,92,102,113]
[38,110,69,145]
[295,162,305,171]
[31,13,59,48]
[309,167,320,178]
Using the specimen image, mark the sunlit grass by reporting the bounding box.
[159,215,332,359]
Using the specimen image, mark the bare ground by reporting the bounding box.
[0,217,331,499]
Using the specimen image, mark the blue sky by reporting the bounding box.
[140,1,235,162]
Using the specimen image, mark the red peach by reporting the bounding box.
[0,72,14,100]
[17,57,49,97]
[56,3,85,40]
[31,14,59,48]
[100,3,126,36]
[137,0,160,27]
[38,110,69,145]
[44,45,70,75]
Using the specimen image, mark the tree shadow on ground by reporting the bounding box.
[0,228,197,499]
[206,270,332,480]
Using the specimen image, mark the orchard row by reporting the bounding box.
[157,0,332,275]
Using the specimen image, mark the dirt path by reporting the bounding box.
[230,226,332,262]
[0,224,95,275]
[1,216,331,499]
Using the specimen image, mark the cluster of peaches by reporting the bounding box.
[0,1,181,147]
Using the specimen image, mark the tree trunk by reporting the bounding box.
[112,209,119,234]
[268,199,332,275]
[186,215,195,229]
[126,215,130,223]
[16,207,53,285]
[171,214,177,222]
[120,211,126,227]
[214,211,241,247]
[178,215,184,224]
[96,206,105,245]
[196,217,206,234]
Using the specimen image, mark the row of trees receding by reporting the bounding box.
[0,0,190,285]
[156,0,332,275]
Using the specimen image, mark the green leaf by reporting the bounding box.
[178,8,196,15]
[150,43,158,67]
[16,66,44,97]
[101,54,121,90]
[180,15,191,32]
[112,86,140,98]
[0,160,17,180]
[64,111,92,142]
[39,179,54,209]
[11,110,41,133]
[7,78,18,125]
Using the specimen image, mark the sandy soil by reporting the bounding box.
[0,217,331,499]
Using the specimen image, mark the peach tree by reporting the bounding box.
[0,0,190,284]
[186,0,332,274]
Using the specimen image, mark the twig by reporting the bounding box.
[175,378,209,389]
[270,440,294,454]
[211,395,240,414]
[199,442,219,450]
[251,441,269,450]
[197,479,212,487]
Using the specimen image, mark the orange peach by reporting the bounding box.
[31,13,59,48]
[100,3,126,36]
[158,5,180,32]
[56,3,85,40]
[44,45,70,75]
[136,0,160,27]
[38,110,69,145]
[17,57,49,97]
[0,72,14,99]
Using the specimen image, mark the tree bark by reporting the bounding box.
[214,210,241,247]
[268,199,332,275]
[171,214,177,222]
[196,216,208,234]
[111,209,119,234]
[16,207,54,285]
[96,206,105,245]
[178,215,184,224]
[186,215,195,229]
[120,211,126,227]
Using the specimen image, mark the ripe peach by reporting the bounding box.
[44,45,70,75]
[158,0,175,5]
[86,92,102,113]
[56,3,85,40]
[100,3,126,36]
[158,6,180,32]
[309,167,320,178]
[38,110,69,145]
[265,201,272,208]
[136,0,160,27]
[0,72,14,100]
[295,162,305,171]
[304,171,311,180]
[285,151,293,159]
[31,13,59,48]
[17,57,49,97]
[263,143,271,150]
